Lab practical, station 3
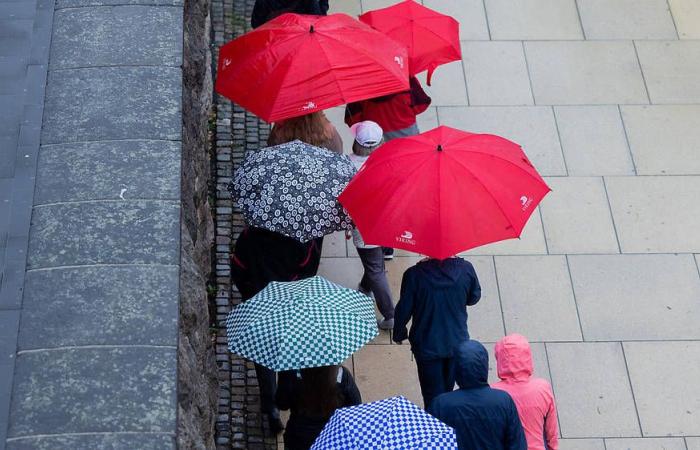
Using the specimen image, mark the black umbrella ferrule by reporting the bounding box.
[310,25,315,33]
[437,144,443,152]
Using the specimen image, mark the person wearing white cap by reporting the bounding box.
[347,121,395,330]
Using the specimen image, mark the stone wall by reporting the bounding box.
[179,0,218,448]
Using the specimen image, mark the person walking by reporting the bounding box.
[346,120,395,330]
[427,340,527,450]
[268,111,343,155]
[251,0,329,29]
[493,334,559,450]
[392,256,481,408]
[276,365,361,450]
[345,76,431,259]
[231,226,323,434]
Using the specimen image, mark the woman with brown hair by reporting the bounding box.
[276,364,361,450]
[268,111,344,154]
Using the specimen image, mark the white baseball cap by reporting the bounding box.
[350,121,383,147]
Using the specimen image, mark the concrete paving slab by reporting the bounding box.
[360,0,394,14]
[463,208,548,256]
[539,177,619,254]
[416,61,468,107]
[35,140,181,204]
[352,344,423,407]
[495,255,582,341]
[687,438,700,450]
[621,105,700,175]
[323,107,352,154]
[554,106,635,176]
[8,347,177,437]
[525,41,648,105]
[328,0,360,16]
[462,41,533,106]
[569,254,700,340]
[547,342,641,438]
[51,6,182,69]
[484,0,583,40]
[6,434,175,450]
[605,176,700,253]
[464,256,505,343]
[18,266,179,349]
[668,0,700,38]
[416,106,437,132]
[320,231,347,258]
[27,201,180,269]
[423,0,489,40]
[318,256,363,290]
[0,56,28,95]
[55,0,182,8]
[635,41,700,104]
[559,440,606,450]
[605,438,686,450]
[0,311,20,449]
[577,0,677,39]
[41,67,181,144]
[438,106,566,176]
[624,341,700,435]
[0,19,32,57]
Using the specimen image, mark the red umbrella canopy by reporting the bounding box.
[339,126,551,259]
[215,13,410,123]
[359,0,461,85]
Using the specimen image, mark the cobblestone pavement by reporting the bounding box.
[213,0,700,449]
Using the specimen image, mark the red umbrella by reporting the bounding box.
[359,0,461,85]
[338,126,551,259]
[215,13,409,123]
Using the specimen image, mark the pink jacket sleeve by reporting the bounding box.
[544,386,559,450]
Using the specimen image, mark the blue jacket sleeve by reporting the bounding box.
[505,398,527,450]
[392,270,415,343]
[466,265,481,306]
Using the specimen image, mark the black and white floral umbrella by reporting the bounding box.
[229,140,355,242]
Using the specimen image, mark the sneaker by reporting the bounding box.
[383,247,394,260]
[357,283,373,297]
[377,318,394,330]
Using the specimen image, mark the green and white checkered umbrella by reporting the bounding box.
[226,276,378,371]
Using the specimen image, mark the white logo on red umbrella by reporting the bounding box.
[394,56,404,68]
[520,195,533,210]
[223,58,232,69]
[396,230,416,245]
[301,101,317,111]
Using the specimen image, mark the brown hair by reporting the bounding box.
[352,139,383,157]
[268,112,335,148]
[296,365,343,418]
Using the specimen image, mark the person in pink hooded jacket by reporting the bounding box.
[493,334,559,450]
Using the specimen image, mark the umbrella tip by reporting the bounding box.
[437,144,443,152]
[310,25,315,33]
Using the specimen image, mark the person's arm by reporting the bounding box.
[341,367,362,406]
[466,265,481,306]
[544,387,559,450]
[275,371,296,411]
[505,399,528,450]
[392,270,415,343]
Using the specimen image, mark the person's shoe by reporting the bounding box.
[383,247,394,260]
[357,283,373,297]
[377,318,394,330]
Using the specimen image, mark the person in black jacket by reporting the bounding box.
[392,256,481,409]
[251,0,329,28]
[276,365,361,450]
[231,226,323,434]
[427,340,527,450]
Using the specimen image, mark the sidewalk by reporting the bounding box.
[315,0,700,448]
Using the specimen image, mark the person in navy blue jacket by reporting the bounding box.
[392,256,481,409]
[427,340,527,450]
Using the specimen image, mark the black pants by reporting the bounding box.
[415,356,456,410]
[255,362,277,415]
[357,247,394,320]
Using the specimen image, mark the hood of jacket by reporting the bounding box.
[455,340,489,389]
[495,334,533,383]
[413,257,468,287]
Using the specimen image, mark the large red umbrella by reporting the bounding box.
[215,13,409,123]
[339,126,551,259]
[359,0,460,85]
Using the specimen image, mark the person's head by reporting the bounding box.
[350,121,383,157]
[297,365,343,418]
[270,111,334,148]
[495,334,533,382]
[455,340,489,390]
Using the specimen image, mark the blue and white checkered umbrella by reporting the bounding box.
[226,276,378,371]
[311,396,458,450]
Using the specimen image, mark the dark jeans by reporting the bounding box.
[357,247,394,320]
[415,356,456,410]
[255,362,277,415]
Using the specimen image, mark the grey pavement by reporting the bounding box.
[320,0,700,446]
[1,0,183,448]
